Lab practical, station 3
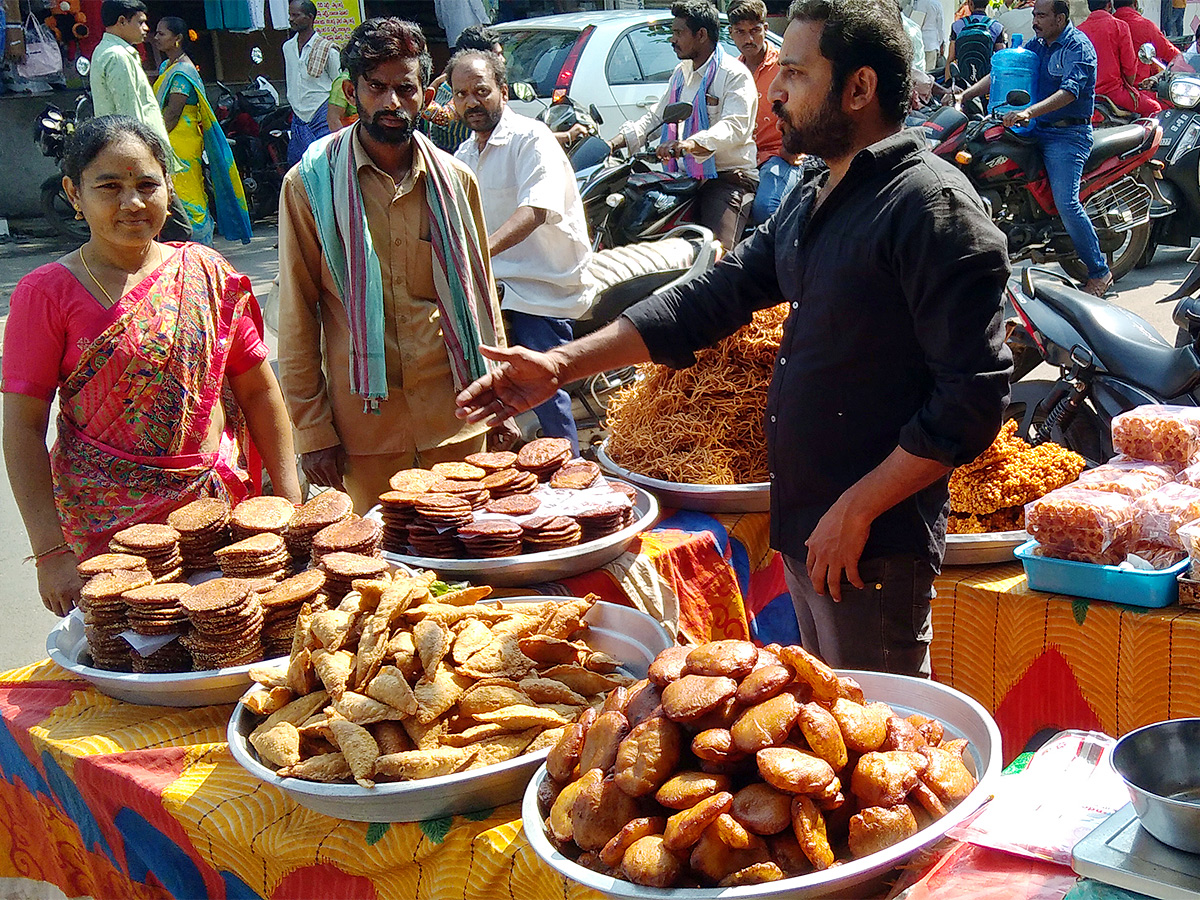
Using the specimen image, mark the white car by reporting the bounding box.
[493,10,784,142]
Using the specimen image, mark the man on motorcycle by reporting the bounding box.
[960,0,1113,296]
[450,48,596,457]
[1112,0,1179,86]
[607,0,759,249]
[1079,0,1161,116]
[457,0,1011,678]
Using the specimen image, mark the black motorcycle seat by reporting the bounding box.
[1084,124,1145,172]
[1029,273,1200,397]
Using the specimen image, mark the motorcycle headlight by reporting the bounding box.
[1170,76,1200,108]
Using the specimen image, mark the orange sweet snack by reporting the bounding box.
[1025,487,1136,565]
[1111,406,1200,468]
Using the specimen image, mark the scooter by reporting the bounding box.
[34,56,92,242]
[911,89,1166,282]
[1005,257,1200,464]
[1137,43,1200,267]
[213,48,291,221]
[511,224,721,443]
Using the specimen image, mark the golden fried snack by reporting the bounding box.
[619,835,684,888]
[791,795,834,870]
[578,710,630,774]
[731,692,803,754]
[614,716,683,797]
[684,641,759,679]
[327,714,380,788]
[714,813,754,849]
[278,752,352,782]
[730,783,793,835]
[689,826,771,884]
[736,665,793,706]
[250,721,302,768]
[661,675,739,722]
[848,805,919,857]
[663,792,734,851]
[851,750,928,807]
[374,746,475,781]
[920,740,976,806]
[1026,487,1136,564]
[601,816,667,869]
[656,772,732,810]
[570,769,641,851]
[1112,405,1200,466]
[777,645,840,704]
[719,861,786,887]
[756,747,836,795]
[795,702,849,770]
[242,686,293,717]
[830,697,889,753]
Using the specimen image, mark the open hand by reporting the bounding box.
[301,445,346,491]
[804,492,872,602]
[38,552,82,617]
[456,344,563,426]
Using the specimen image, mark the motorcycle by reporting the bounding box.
[213,48,290,221]
[512,224,721,442]
[34,56,92,242]
[911,89,1165,282]
[510,81,610,173]
[1004,256,1200,464]
[1137,43,1200,267]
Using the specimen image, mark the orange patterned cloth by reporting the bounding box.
[933,562,1200,763]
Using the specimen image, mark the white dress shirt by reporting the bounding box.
[456,106,596,320]
[620,49,758,177]
[283,33,340,123]
[910,0,946,52]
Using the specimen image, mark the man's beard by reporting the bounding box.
[773,86,854,161]
[465,105,503,135]
[358,105,414,144]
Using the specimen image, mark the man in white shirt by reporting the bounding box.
[609,0,758,249]
[909,0,946,70]
[284,0,341,166]
[451,49,596,455]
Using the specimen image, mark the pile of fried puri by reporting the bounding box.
[241,576,634,788]
[538,640,976,889]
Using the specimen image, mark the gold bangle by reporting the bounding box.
[24,541,72,565]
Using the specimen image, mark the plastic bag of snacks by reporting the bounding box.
[1025,488,1136,565]
[1072,458,1177,498]
[1175,460,1200,489]
[1111,405,1200,467]
[1174,519,1200,562]
[1133,482,1200,549]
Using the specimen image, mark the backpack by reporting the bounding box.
[955,16,999,85]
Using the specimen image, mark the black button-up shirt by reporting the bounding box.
[625,130,1012,566]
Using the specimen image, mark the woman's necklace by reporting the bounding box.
[80,244,162,309]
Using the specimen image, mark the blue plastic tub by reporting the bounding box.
[1014,540,1187,608]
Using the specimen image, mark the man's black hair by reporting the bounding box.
[291,0,318,18]
[101,0,146,27]
[971,0,988,11]
[343,17,432,88]
[446,48,507,89]
[1086,0,1111,12]
[456,23,501,52]
[788,0,912,125]
[1050,0,1070,18]
[670,0,721,44]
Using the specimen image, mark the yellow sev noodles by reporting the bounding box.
[604,304,788,485]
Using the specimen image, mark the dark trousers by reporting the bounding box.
[782,553,934,677]
[504,310,580,456]
[159,193,193,243]
[697,175,754,250]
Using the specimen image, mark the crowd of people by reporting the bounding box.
[14,0,1198,678]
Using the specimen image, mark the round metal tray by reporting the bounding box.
[944,530,1028,566]
[227,597,673,822]
[523,669,1002,900]
[46,614,285,707]
[375,482,660,587]
[594,440,771,513]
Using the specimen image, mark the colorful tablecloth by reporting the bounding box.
[931,562,1200,763]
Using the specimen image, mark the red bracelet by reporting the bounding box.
[25,542,73,565]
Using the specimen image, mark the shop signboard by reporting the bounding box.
[315,0,361,47]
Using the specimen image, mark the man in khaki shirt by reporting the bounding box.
[277,18,504,512]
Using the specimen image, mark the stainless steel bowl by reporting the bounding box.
[595,439,771,513]
[1111,718,1200,853]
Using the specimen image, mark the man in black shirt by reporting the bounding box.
[456,0,1011,677]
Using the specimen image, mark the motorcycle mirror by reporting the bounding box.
[545,102,577,130]
[590,103,604,126]
[250,46,263,65]
[569,135,611,172]
[511,81,536,102]
[663,101,693,124]
[75,56,90,77]
[1138,42,1157,65]
[1006,89,1031,107]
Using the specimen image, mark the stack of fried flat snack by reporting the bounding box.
[242,576,633,788]
[948,420,1085,534]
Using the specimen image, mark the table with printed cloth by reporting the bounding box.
[0,509,789,900]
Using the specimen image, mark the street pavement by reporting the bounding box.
[0,223,1192,670]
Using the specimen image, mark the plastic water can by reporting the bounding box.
[989,42,1038,133]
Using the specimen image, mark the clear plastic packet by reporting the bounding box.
[947,730,1130,866]
[1176,459,1200,488]
[1175,519,1200,566]
[1025,488,1136,565]
[1072,459,1177,498]
[1133,482,1200,549]
[1111,405,1200,467]
[1127,541,1188,569]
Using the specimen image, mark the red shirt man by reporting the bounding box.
[1112,0,1180,83]
[1078,1,1162,114]
[741,43,797,165]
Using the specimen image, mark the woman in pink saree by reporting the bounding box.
[2,116,302,615]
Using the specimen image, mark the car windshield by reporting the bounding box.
[501,29,582,96]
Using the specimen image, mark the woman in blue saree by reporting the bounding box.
[152,18,252,245]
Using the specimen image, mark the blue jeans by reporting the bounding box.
[504,310,580,456]
[750,156,803,226]
[287,101,331,167]
[1166,4,1185,36]
[1040,124,1109,280]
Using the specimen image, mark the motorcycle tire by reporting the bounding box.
[41,176,89,243]
[1057,219,1151,284]
[1005,379,1111,465]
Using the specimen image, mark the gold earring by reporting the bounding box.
[74,208,83,220]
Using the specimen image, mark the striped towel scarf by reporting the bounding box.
[304,33,334,78]
[660,44,723,180]
[297,126,500,412]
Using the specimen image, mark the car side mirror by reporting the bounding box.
[511,81,535,102]
[1138,42,1157,65]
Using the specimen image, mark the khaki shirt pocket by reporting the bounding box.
[412,238,438,301]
